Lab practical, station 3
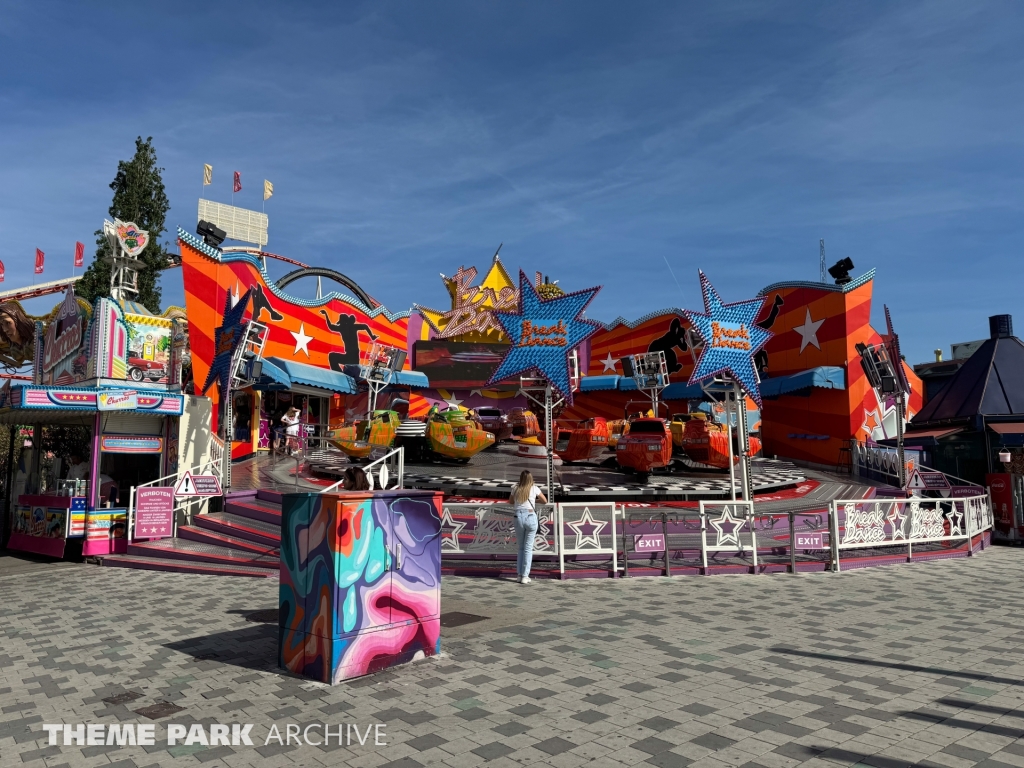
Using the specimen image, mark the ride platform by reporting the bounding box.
[305,443,806,501]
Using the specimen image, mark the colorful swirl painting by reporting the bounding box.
[279,489,443,684]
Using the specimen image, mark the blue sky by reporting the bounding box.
[1,1,1021,363]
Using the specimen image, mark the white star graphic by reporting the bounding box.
[470,390,483,398]
[566,507,607,550]
[946,507,964,536]
[887,504,907,540]
[793,308,824,353]
[440,509,466,552]
[601,353,618,373]
[445,393,464,408]
[290,323,313,357]
[710,506,745,547]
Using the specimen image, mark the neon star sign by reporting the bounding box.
[487,271,601,404]
[684,271,772,407]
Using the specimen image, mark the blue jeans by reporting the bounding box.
[514,509,538,578]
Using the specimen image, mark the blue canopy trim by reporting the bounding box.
[759,366,846,399]
[264,357,358,394]
[579,375,621,392]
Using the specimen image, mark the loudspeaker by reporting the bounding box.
[621,357,635,378]
[390,350,408,372]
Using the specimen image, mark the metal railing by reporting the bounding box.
[126,458,222,543]
[829,493,993,572]
[440,502,559,558]
[699,500,757,571]
[438,501,618,574]
[320,447,405,494]
[557,503,618,574]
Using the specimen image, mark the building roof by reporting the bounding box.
[911,334,1024,424]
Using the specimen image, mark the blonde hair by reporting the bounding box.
[511,470,534,506]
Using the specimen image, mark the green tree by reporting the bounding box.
[77,136,171,312]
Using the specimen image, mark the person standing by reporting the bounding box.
[509,470,547,584]
[280,407,301,455]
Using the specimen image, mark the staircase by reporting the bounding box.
[98,490,284,578]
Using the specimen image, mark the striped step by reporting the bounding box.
[99,555,275,578]
[257,488,284,505]
[127,539,279,569]
[192,512,281,547]
[225,497,283,525]
[177,525,280,555]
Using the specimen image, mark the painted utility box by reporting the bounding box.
[279,489,443,684]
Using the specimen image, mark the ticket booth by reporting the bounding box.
[1,292,185,558]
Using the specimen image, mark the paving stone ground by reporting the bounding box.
[2,547,1024,768]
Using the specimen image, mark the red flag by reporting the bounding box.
[233,171,242,193]
[34,249,44,274]
[74,241,84,268]
[0,260,5,283]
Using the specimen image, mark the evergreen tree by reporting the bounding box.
[77,137,171,312]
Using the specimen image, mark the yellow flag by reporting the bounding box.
[264,179,273,200]
[203,164,212,185]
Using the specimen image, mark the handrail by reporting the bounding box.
[127,458,222,543]
[918,464,983,488]
[321,447,404,494]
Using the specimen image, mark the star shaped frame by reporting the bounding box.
[202,287,253,396]
[487,271,601,404]
[684,271,773,407]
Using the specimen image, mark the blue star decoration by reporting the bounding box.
[487,271,601,404]
[684,271,773,407]
[202,287,253,396]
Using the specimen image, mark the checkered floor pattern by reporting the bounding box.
[405,460,805,498]
[307,447,806,499]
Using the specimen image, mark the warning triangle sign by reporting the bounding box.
[174,471,197,496]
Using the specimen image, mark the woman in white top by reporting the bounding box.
[509,470,547,584]
[280,407,301,455]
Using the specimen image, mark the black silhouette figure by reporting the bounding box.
[648,318,690,374]
[319,309,377,371]
[252,284,283,322]
[756,294,784,330]
[754,293,784,374]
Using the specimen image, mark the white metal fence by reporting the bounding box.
[437,493,993,577]
[699,500,757,570]
[830,493,993,572]
[557,503,618,574]
[439,502,617,574]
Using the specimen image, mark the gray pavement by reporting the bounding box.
[2,548,1024,768]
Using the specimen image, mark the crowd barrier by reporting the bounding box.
[439,494,993,577]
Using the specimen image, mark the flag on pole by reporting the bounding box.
[203,164,213,185]
[0,260,5,283]
[264,180,273,200]
[74,241,85,268]
[233,171,242,193]
[34,249,44,275]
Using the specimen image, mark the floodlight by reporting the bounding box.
[827,257,855,286]
[197,220,226,248]
[389,350,407,372]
